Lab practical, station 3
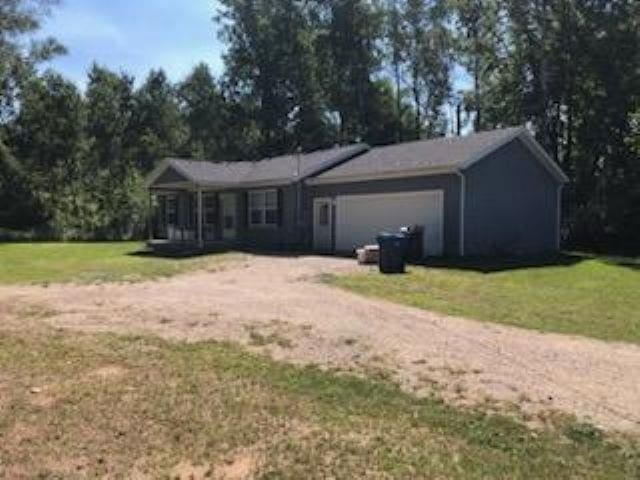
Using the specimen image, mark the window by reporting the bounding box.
[319,203,330,226]
[186,194,195,228]
[204,195,216,225]
[248,190,279,227]
[166,195,177,225]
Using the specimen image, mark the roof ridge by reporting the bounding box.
[368,126,524,151]
[165,142,366,166]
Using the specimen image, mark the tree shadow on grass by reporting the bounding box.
[128,244,233,259]
[128,243,312,260]
[601,256,640,272]
[412,253,587,274]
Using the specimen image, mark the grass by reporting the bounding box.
[0,320,638,478]
[0,241,239,284]
[328,254,640,344]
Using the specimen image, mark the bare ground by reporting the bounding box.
[1,254,639,433]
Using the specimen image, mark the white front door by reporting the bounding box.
[313,197,333,252]
[219,193,237,241]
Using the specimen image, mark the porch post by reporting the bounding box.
[197,187,204,249]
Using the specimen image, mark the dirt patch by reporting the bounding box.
[29,389,58,408]
[6,422,41,446]
[2,254,640,433]
[215,450,262,480]
[87,365,128,380]
[170,461,212,480]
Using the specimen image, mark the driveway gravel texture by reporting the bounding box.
[2,254,639,433]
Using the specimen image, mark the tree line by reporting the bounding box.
[1,0,639,249]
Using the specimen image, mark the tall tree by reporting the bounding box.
[384,0,407,141]
[0,0,65,230]
[450,0,502,132]
[85,64,146,238]
[86,64,135,172]
[0,0,65,121]
[403,0,451,138]
[316,0,386,143]
[179,63,227,160]
[129,69,186,172]
[10,72,91,236]
[218,0,333,156]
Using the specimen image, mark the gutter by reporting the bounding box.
[305,166,458,186]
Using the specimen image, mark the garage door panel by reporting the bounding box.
[335,190,443,256]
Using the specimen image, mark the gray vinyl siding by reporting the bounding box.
[463,138,560,256]
[213,185,299,250]
[307,174,462,256]
[238,185,299,250]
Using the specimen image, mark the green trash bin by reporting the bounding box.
[376,232,408,274]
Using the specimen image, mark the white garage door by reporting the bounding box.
[335,190,444,256]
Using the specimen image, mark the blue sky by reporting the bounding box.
[40,0,225,87]
[39,0,469,112]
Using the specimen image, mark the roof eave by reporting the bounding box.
[515,131,570,183]
[457,127,569,184]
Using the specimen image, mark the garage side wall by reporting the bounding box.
[463,138,560,256]
[306,174,461,256]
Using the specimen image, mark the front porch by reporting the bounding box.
[149,188,238,250]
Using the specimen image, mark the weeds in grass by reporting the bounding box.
[0,323,638,478]
[247,328,294,349]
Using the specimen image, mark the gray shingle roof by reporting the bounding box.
[311,127,524,181]
[156,144,368,187]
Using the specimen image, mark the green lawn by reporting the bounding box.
[329,255,640,344]
[0,320,637,478]
[0,241,238,284]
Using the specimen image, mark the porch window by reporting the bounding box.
[166,195,178,225]
[248,189,278,227]
[204,194,216,224]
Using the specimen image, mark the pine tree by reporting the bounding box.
[129,69,186,172]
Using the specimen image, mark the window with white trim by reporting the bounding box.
[248,189,278,227]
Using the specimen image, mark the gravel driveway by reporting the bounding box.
[2,254,639,433]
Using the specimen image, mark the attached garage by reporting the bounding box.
[306,127,568,257]
[334,190,444,256]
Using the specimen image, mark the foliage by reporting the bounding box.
[9,71,90,237]
[129,69,186,172]
[0,0,65,121]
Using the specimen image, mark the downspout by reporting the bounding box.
[295,148,303,250]
[456,171,466,257]
[556,184,563,252]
